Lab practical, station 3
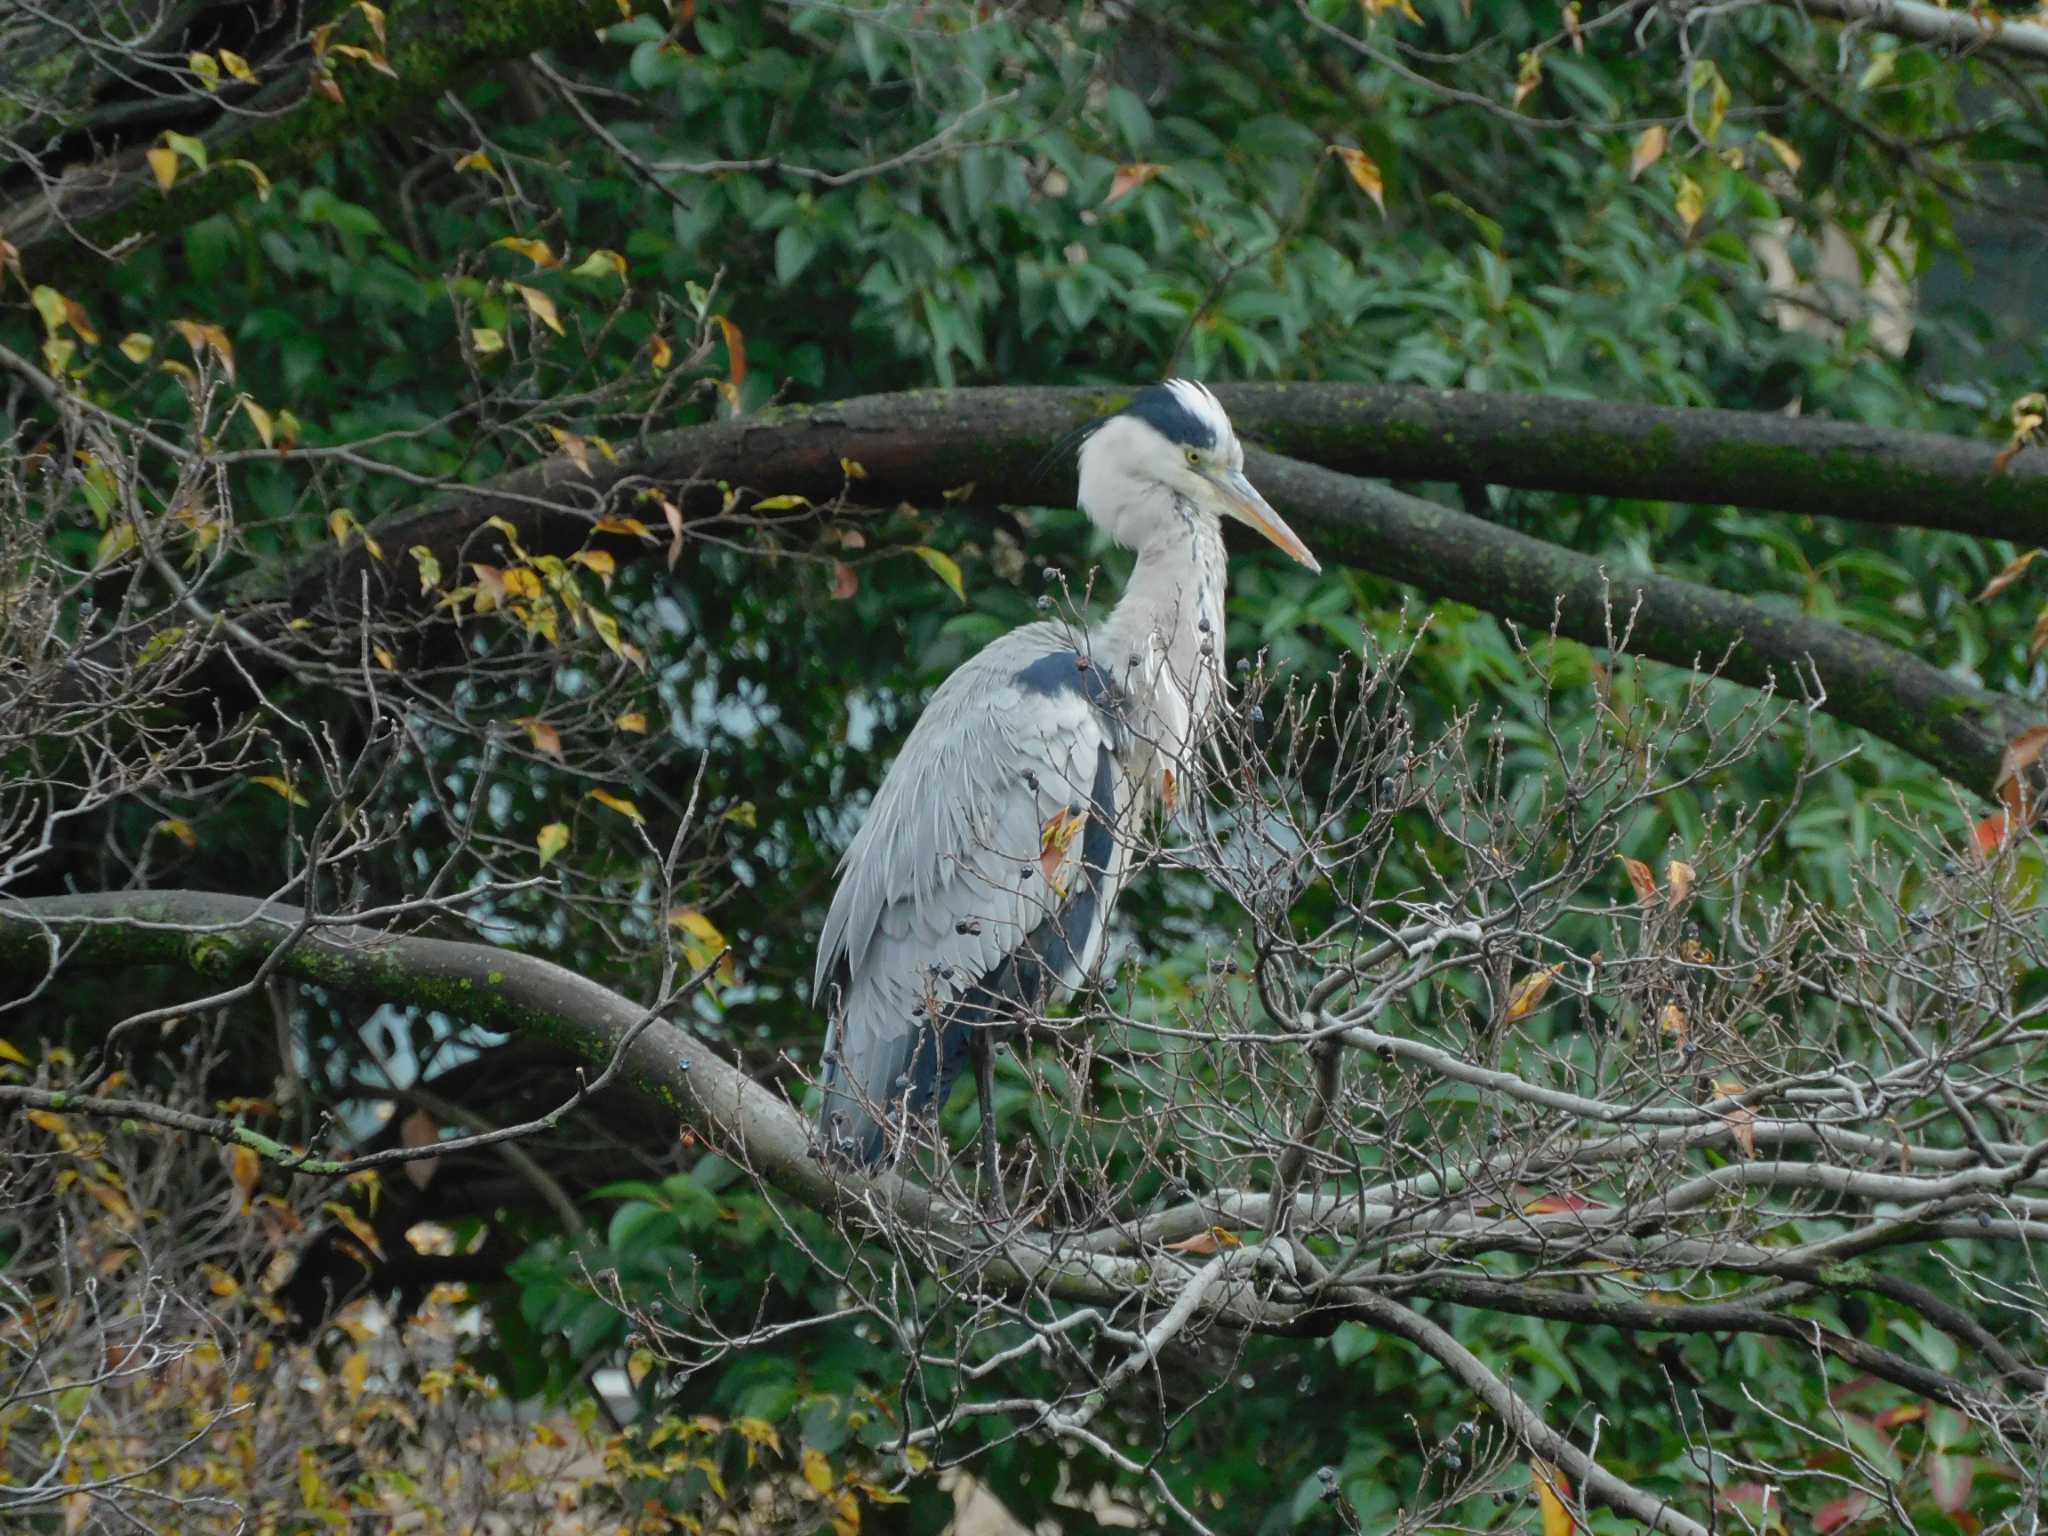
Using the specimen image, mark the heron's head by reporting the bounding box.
[1075,380,1320,573]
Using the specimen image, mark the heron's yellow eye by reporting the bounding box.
[1185,448,1202,466]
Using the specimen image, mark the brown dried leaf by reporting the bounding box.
[715,314,746,393]
[1163,1226,1242,1255]
[2029,606,2048,664]
[1659,1002,1688,1045]
[1105,162,1166,205]
[518,716,564,760]
[1619,855,1657,903]
[1994,725,2048,823]
[1713,1080,1757,1158]
[400,1109,440,1189]
[1974,548,2042,602]
[831,559,859,600]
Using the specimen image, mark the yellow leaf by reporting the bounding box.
[513,283,564,335]
[147,147,180,191]
[1504,962,1566,1023]
[342,1350,370,1401]
[1629,125,1666,181]
[650,333,673,371]
[30,284,68,335]
[356,1,388,48]
[322,1200,386,1260]
[500,566,543,599]
[219,48,258,83]
[326,508,382,560]
[722,801,757,828]
[471,326,504,356]
[251,774,309,807]
[119,332,154,362]
[911,545,966,603]
[170,318,234,378]
[0,1038,28,1066]
[571,248,628,280]
[1675,175,1705,233]
[239,395,275,447]
[1665,860,1696,906]
[1659,1002,1688,1044]
[190,51,221,90]
[615,711,649,734]
[495,235,558,268]
[536,822,570,867]
[1530,1459,1575,1535]
[802,1448,834,1495]
[752,493,811,511]
[154,817,198,848]
[28,1109,67,1134]
[1513,48,1544,110]
[572,548,616,584]
[1758,132,1801,174]
[208,157,272,202]
[593,515,653,539]
[544,425,593,477]
[454,149,496,174]
[1859,49,1897,93]
[1326,145,1385,214]
[839,457,868,480]
[203,1262,240,1297]
[588,787,644,823]
[670,908,736,985]
[410,545,442,593]
[231,1143,261,1197]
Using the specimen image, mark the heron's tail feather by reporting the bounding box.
[817,1011,974,1169]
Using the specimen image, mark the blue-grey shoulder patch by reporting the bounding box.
[1014,648,1119,713]
[1122,383,1217,450]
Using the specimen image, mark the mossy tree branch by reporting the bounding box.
[292,386,2038,799]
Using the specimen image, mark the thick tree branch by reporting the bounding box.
[0,0,621,264]
[304,387,2036,797]
[1800,0,2048,64]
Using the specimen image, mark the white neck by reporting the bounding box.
[1100,497,1228,758]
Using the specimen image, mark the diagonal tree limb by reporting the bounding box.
[1329,1289,1710,1535]
[291,387,2036,798]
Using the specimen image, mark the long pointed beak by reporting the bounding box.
[1210,467,1321,574]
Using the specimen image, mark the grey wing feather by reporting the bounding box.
[814,622,1135,1165]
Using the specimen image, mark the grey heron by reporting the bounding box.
[813,381,1319,1177]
